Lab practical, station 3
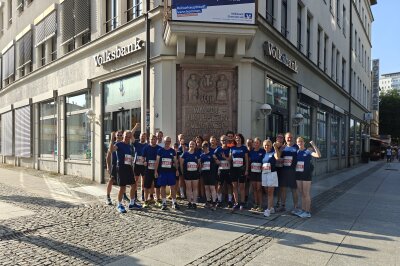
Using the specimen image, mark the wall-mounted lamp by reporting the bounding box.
[292,113,304,127]
[257,103,272,120]
[86,109,101,125]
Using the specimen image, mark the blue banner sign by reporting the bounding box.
[172,0,256,25]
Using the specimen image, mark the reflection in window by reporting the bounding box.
[317,111,327,158]
[331,115,339,157]
[66,92,91,160]
[349,119,355,155]
[297,103,311,143]
[104,73,141,107]
[265,77,288,110]
[40,101,57,158]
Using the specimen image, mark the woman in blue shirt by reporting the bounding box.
[180,141,201,209]
[200,141,217,210]
[248,137,265,212]
[295,137,321,218]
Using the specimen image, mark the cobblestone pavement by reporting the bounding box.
[0,162,383,265]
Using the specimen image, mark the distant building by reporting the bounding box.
[379,72,400,93]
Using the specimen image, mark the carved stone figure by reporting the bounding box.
[216,74,228,102]
[187,74,199,102]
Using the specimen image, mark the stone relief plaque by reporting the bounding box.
[176,65,238,140]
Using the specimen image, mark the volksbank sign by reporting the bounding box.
[93,38,145,67]
[263,41,298,73]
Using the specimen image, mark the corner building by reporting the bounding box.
[0,0,376,182]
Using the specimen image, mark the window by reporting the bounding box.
[324,34,328,71]
[16,31,32,77]
[281,0,288,37]
[349,118,355,155]
[35,11,57,64]
[66,92,91,160]
[266,0,274,25]
[17,0,24,12]
[15,106,31,157]
[343,6,346,36]
[106,0,118,32]
[331,115,339,157]
[342,58,346,89]
[0,11,4,35]
[358,38,361,59]
[306,15,311,58]
[317,27,321,66]
[297,4,302,50]
[341,116,346,156]
[265,78,288,110]
[337,0,341,27]
[61,0,90,50]
[40,101,57,158]
[317,111,327,158]
[331,44,335,78]
[355,121,361,155]
[127,0,142,22]
[336,51,339,83]
[7,0,12,25]
[297,103,311,143]
[1,111,12,156]
[354,30,357,54]
[2,45,15,86]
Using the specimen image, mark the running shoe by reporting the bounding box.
[211,202,217,211]
[228,201,234,208]
[117,205,127,213]
[123,194,130,202]
[187,202,193,209]
[106,197,113,206]
[275,202,281,209]
[172,202,180,210]
[263,208,271,217]
[251,205,258,211]
[192,203,197,209]
[205,201,211,208]
[256,207,264,212]
[239,204,245,211]
[129,202,142,210]
[161,203,168,210]
[142,201,149,208]
[233,203,240,210]
[155,200,162,207]
[269,207,275,214]
[299,211,311,218]
[291,208,302,216]
[216,201,223,208]
[276,205,286,212]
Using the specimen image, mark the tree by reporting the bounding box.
[379,89,400,142]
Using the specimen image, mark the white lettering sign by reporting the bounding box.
[263,41,298,73]
[93,38,145,67]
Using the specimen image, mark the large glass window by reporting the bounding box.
[266,0,274,25]
[127,0,142,22]
[317,111,327,158]
[355,121,361,155]
[349,118,355,155]
[15,106,31,157]
[281,0,288,37]
[265,77,288,110]
[40,101,57,158]
[331,115,339,157]
[106,0,118,32]
[297,4,302,50]
[297,103,311,143]
[1,111,13,156]
[66,92,91,160]
[341,116,346,156]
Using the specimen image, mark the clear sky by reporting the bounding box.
[371,1,400,75]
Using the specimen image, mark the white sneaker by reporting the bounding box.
[263,209,271,217]
[270,207,275,214]
[299,211,311,218]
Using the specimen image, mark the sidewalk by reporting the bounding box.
[0,161,399,265]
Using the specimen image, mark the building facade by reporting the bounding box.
[379,72,400,93]
[0,0,376,183]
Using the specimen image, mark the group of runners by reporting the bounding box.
[105,124,321,218]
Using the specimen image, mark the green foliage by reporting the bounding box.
[379,89,400,139]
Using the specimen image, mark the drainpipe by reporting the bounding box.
[145,0,151,135]
[347,1,353,168]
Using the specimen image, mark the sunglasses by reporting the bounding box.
[117,134,123,137]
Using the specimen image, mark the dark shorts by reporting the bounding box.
[144,170,160,189]
[296,171,312,181]
[134,164,146,176]
[279,168,297,189]
[116,164,135,186]
[202,171,216,186]
[110,164,117,179]
[183,170,199,181]
[157,171,176,187]
[218,169,232,185]
[230,167,246,183]
[249,172,262,182]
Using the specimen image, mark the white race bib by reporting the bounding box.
[136,156,144,165]
[219,160,230,170]
[250,162,262,173]
[262,163,271,173]
[124,154,132,165]
[283,156,293,167]
[296,161,304,172]
[161,158,172,168]
[187,162,198,171]
[233,157,244,167]
[148,160,156,170]
[202,161,211,171]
